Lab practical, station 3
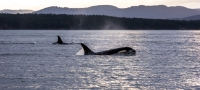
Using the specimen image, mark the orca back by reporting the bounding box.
[57,36,64,44]
[80,43,95,55]
[95,47,135,55]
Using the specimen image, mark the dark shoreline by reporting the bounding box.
[1,14,200,30]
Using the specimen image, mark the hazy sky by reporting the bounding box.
[0,0,200,10]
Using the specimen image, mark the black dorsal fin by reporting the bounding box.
[57,36,64,44]
[80,43,95,55]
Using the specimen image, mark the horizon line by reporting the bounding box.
[0,4,199,11]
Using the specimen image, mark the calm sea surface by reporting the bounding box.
[0,30,200,90]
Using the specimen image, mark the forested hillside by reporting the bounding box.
[0,14,200,30]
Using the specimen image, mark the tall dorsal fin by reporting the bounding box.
[57,36,64,44]
[80,43,95,55]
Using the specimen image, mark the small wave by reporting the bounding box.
[0,34,46,37]
[0,53,35,56]
[0,42,37,45]
[0,53,51,56]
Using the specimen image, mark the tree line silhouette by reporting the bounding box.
[0,13,200,30]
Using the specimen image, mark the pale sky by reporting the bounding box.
[0,0,200,10]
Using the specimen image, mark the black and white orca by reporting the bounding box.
[80,43,136,55]
[53,36,73,44]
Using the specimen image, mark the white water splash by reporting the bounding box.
[76,47,84,55]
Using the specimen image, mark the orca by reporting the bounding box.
[53,36,73,44]
[80,43,136,55]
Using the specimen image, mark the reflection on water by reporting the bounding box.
[0,30,200,89]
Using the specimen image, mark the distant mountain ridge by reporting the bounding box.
[177,14,200,20]
[0,9,33,14]
[1,5,200,19]
[34,5,200,19]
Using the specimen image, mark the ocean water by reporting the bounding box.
[0,30,200,90]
